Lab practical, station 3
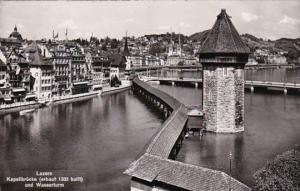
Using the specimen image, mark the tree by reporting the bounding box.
[253,149,300,191]
[110,39,119,49]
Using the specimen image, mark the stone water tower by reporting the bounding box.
[199,9,250,133]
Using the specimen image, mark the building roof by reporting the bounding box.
[111,53,126,68]
[199,9,250,54]
[9,26,23,41]
[123,36,130,57]
[27,42,52,66]
[125,153,251,191]
[0,59,6,67]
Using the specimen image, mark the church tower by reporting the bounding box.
[199,9,250,133]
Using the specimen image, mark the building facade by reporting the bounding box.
[52,44,72,96]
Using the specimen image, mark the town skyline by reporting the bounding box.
[1,1,300,40]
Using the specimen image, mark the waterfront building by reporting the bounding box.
[51,44,72,96]
[166,55,183,66]
[27,42,53,100]
[181,55,198,65]
[268,54,287,65]
[199,9,250,133]
[145,55,160,66]
[0,60,6,87]
[85,50,110,90]
[70,47,90,94]
[110,53,126,81]
[4,48,32,101]
[0,60,8,104]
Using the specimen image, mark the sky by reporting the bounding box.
[0,1,300,40]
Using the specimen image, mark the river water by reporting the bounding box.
[0,68,299,190]
[0,92,164,191]
[151,67,300,187]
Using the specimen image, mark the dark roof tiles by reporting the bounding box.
[125,154,251,191]
[200,9,250,54]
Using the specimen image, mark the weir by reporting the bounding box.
[124,77,251,191]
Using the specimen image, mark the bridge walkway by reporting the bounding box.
[124,77,251,191]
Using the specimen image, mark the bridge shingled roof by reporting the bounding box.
[199,9,250,54]
[125,153,251,191]
[124,78,251,191]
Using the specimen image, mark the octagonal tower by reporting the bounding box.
[199,9,250,133]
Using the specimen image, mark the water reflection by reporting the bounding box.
[0,91,164,191]
[154,84,300,186]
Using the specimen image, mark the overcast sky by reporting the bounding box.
[0,1,299,40]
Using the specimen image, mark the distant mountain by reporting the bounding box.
[274,38,300,61]
[189,31,300,63]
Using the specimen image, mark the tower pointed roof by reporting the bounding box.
[123,33,130,57]
[199,9,250,54]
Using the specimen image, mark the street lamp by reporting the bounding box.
[229,152,232,191]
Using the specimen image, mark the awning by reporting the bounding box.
[4,97,12,101]
[73,81,88,86]
[12,88,26,93]
[92,84,103,89]
[25,94,37,99]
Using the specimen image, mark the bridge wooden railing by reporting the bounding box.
[132,77,182,110]
[124,77,251,191]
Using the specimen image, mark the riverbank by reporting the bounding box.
[0,101,42,116]
[0,81,132,116]
[101,81,132,96]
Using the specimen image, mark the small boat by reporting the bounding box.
[19,109,35,115]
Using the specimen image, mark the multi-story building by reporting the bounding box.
[27,42,53,100]
[0,59,8,104]
[5,48,31,101]
[70,47,90,94]
[51,44,72,96]
[86,50,111,90]
[0,59,6,87]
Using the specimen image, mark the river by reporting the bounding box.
[0,92,164,191]
[0,68,299,190]
[151,67,300,187]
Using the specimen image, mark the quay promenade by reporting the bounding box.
[0,80,132,116]
[124,77,250,191]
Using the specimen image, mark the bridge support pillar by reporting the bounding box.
[172,81,175,86]
[195,83,198,88]
[250,86,254,93]
[284,88,287,95]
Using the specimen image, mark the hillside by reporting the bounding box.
[189,30,210,43]
[189,31,300,63]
